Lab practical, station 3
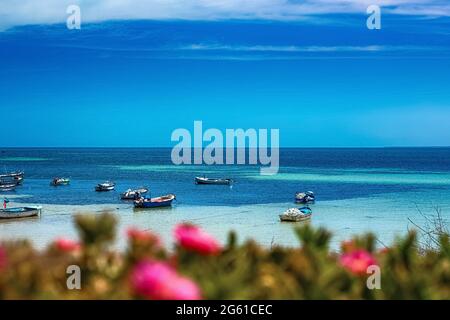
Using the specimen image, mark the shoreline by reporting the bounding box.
[2,190,445,251]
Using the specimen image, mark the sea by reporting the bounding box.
[1,147,449,250]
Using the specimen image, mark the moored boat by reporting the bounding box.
[0,206,42,219]
[279,207,312,222]
[0,171,24,185]
[195,177,233,185]
[95,181,115,192]
[295,191,315,204]
[121,187,149,200]
[50,177,70,186]
[134,194,176,208]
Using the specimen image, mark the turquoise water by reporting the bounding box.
[0,148,449,249]
[0,190,445,250]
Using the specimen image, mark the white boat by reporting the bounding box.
[50,177,70,186]
[95,181,115,192]
[279,207,312,222]
[0,171,24,185]
[0,206,42,219]
[120,187,149,200]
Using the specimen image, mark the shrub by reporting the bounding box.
[0,212,449,299]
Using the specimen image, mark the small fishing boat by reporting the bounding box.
[0,171,24,185]
[279,207,312,222]
[0,183,16,192]
[134,194,176,208]
[95,181,115,192]
[50,177,70,186]
[195,177,233,185]
[295,191,315,204]
[0,206,42,219]
[120,187,149,200]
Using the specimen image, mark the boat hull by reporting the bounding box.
[136,199,174,208]
[279,213,311,222]
[134,194,176,208]
[0,207,41,219]
[295,198,315,204]
[195,177,232,185]
[96,186,115,191]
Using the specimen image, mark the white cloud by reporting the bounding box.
[0,0,449,30]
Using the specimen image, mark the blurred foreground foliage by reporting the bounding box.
[1,212,449,300]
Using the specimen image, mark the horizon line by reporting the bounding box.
[2,146,450,149]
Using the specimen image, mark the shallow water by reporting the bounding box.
[0,148,449,249]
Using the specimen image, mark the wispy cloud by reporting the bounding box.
[46,42,449,61]
[51,44,413,53]
[181,44,428,52]
[1,0,449,30]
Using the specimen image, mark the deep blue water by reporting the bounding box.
[1,148,450,206]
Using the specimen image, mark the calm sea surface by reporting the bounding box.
[1,147,450,249]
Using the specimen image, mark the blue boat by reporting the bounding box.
[134,194,176,208]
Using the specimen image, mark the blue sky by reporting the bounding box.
[0,1,450,147]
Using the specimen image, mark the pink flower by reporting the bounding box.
[54,238,81,253]
[340,250,378,275]
[130,260,201,300]
[0,246,7,270]
[127,227,161,246]
[174,224,221,255]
